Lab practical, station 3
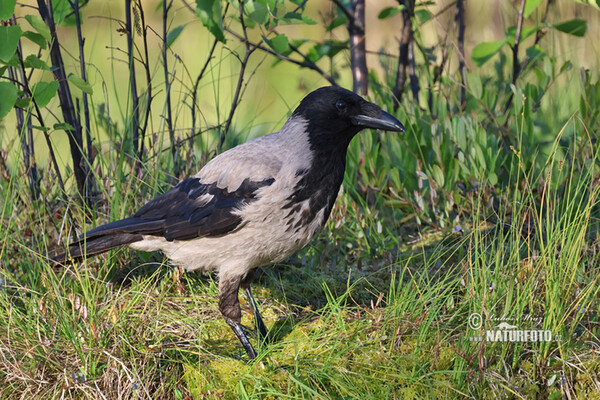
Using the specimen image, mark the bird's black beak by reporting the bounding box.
[351,110,406,133]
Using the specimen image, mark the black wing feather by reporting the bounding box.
[105,177,275,241]
[133,177,274,240]
[52,177,275,263]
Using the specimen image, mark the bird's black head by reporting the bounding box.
[292,86,405,151]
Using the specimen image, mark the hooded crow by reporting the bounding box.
[53,86,405,359]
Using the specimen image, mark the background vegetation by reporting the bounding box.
[1,0,600,398]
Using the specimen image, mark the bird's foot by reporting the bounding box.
[224,317,257,359]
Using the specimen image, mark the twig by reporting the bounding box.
[220,2,261,150]
[225,28,337,86]
[11,38,75,238]
[344,0,368,94]
[162,0,177,172]
[427,13,452,118]
[125,0,141,168]
[503,0,526,115]
[512,0,526,85]
[331,0,353,21]
[36,0,87,199]
[68,0,95,204]
[135,0,152,161]
[456,0,466,109]
[408,41,419,102]
[189,2,229,151]
[191,37,219,146]
[393,0,413,111]
[515,0,551,87]
[7,17,40,199]
[9,64,39,199]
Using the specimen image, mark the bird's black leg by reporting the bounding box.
[218,276,257,359]
[241,273,269,341]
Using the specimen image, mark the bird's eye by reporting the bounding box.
[335,100,347,112]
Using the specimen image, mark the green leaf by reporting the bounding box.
[466,72,483,99]
[15,97,31,108]
[24,54,49,70]
[244,0,268,25]
[553,19,587,37]
[280,12,316,25]
[306,41,346,63]
[300,15,317,25]
[271,38,307,65]
[525,44,545,60]
[50,0,75,26]
[471,40,506,67]
[53,122,75,130]
[32,125,50,132]
[415,9,431,25]
[2,54,19,67]
[166,24,185,48]
[32,80,59,108]
[195,0,225,43]
[0,25,22,62]
[506,25,538,45]
[378,6,404,19]
[67,73,93,95]
[24,15,51,41]
[0,82,18,120]
[174,388,183,400]
[523,0,544,17]
[560,60,572,73]
[0,0,16,21]
[326,15,346,31]
[430,164,445,187]
[22,31,47,49]
[262,34,290,54]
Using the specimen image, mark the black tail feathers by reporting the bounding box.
[51,233,143,265]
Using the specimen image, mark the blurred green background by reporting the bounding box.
[2,0,599,175]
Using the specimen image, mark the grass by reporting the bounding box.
[1,117,600,399]
[2,2,600,398]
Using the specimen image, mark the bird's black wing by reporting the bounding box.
[85,177,276,242]
[52,177,275,263]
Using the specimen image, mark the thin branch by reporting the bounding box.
[162,0,177,173]
[191,37,219,146]
[456,0,466,109]
[179,0,195,13]
[225,28,337,85]
[11,33,74,236]
[332,0,368,93]
[347,0,368,94]
[220,2,259,150]
[517,0,552,84]
[135,0,152,160]
[37,0,87,198]
[7,17,40,200]
[408,40,419,102]
[331,0,353,21]
[427,13,452,118]
[393,0,413,111]
[126,0,141,167]
[503,0,526,115]
[512,0,526,85]
[68,0,95,203]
